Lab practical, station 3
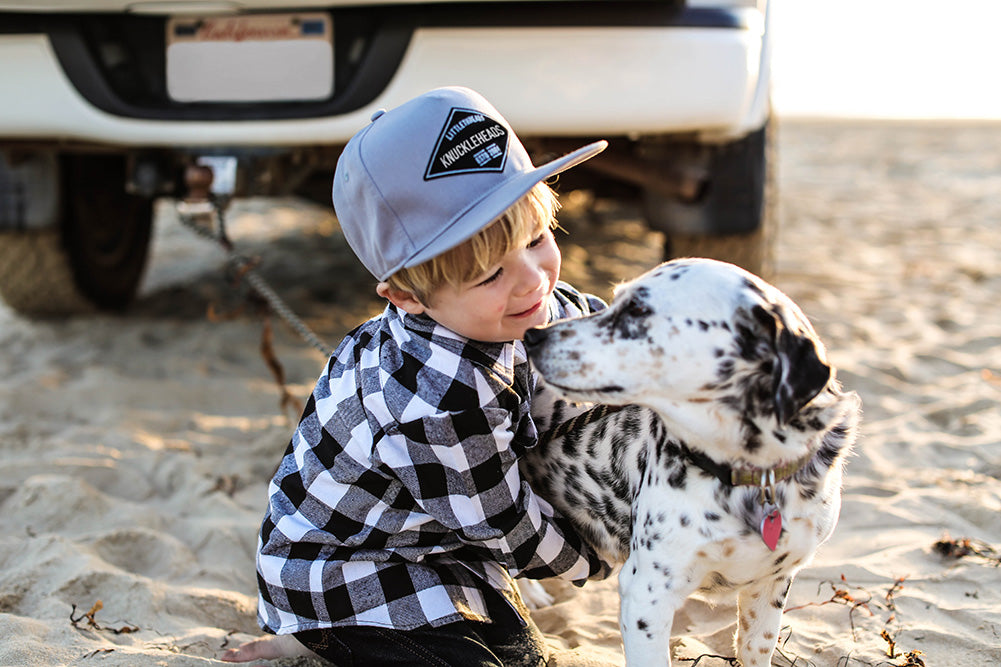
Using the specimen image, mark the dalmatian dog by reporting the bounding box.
[519,258,861,667]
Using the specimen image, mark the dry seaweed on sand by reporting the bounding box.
[69,599,139,635]
[786,574,876,640]
[772,574,920,666]
[932,534,1001,566]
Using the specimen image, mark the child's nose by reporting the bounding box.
[515,256,547,295]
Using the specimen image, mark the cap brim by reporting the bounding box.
[402,140,608,272]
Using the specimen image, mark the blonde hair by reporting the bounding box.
[386,181,560,304]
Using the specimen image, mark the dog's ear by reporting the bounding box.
[750,304,832,425]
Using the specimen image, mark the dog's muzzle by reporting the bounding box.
[522,326,548,349]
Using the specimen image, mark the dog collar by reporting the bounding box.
[679,443,813,490]
[680,443,814,552]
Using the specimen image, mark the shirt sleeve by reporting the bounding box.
[380,406,609,584]
[552,282,608,320]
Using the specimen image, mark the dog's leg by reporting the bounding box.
[734,574,793,666]
[619,549,675,666]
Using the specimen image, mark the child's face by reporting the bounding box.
[421,228,562,343]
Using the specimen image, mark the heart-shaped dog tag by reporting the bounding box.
[760,507,782,551]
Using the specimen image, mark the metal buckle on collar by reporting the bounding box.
[759,469,777,506]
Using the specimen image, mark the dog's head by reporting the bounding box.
[525,258,833,447]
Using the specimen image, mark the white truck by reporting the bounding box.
[0,0,772,317]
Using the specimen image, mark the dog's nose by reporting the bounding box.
[523,326,547,348]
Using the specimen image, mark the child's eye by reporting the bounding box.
[475,268,502,287]
[527,233,546,248]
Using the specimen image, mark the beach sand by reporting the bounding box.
[1,119,999,666]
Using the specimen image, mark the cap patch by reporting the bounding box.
[424,107,509,180]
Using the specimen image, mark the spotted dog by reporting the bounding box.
[521,258,861,667]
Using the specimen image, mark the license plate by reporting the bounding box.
[166,13,333,103]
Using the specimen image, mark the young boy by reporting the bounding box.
[230,87,612,666]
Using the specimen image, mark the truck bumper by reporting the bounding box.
[0,6,768,148]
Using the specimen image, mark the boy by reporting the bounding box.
[228,87,611,666]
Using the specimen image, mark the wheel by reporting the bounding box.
[62,155,154,310]
[643,120,776,278]
[665,221,774,279]
[0,154,153,317]
[0,229,94,316]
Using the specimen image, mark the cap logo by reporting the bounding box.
[424,107,509,180]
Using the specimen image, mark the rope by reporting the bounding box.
[175,201,334,357]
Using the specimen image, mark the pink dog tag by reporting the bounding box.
[760,508,782,551]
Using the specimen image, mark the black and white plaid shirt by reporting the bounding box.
[256,283,610,635]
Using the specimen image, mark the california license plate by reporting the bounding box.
[166,13,333,103]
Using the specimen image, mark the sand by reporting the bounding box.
[1,119,999,666]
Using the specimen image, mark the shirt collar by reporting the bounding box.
[388,304,523,378]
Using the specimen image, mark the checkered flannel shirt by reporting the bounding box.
[256,283,611,635]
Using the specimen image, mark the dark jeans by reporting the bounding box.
[294,595,548,667]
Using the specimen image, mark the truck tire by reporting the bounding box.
[665,220,774,280]
[0,154,153,317]
[644,121,776,278]
[0,229,94,316]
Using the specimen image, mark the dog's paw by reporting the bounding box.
[518,578,555,609]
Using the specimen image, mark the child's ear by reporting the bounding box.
[376,283,427,315]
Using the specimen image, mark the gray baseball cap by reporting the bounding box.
[332,86,607,281]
